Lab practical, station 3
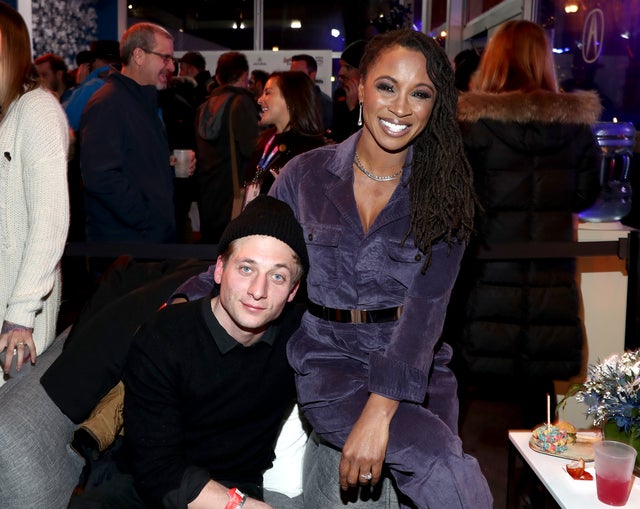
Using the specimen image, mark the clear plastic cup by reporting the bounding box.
[593,440,637,506]
[173,149,194,178]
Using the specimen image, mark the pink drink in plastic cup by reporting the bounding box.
[593,440,636,506]
[596,474,632,506]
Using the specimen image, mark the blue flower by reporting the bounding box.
[565,349,640,433]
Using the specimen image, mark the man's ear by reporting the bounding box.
[287,281,301,303]
[131,47,146,67]
[213,255,225,285]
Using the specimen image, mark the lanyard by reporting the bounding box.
[257,133,280,171]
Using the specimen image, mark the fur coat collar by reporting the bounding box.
[457,89,602,125]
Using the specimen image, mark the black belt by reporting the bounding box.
[307,302,403,324]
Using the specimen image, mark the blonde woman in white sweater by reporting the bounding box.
[0,4,69,386]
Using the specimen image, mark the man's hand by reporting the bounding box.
[170,150,197,177]
[338,393,399,490]
[0,321,35,375]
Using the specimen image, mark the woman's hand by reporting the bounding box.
[0,321,36,375]
[338,393,400,490]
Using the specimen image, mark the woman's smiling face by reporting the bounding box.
[258,76,290,133]
[358,45,436,152]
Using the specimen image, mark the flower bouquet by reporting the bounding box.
[559,348,640,471]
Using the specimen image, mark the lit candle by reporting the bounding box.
[546,393,551,428]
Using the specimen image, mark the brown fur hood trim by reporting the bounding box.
[457,89,602,125]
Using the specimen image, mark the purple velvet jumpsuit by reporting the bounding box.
[269,132,493,509]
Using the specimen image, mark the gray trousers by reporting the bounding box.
[302,434,401,509]
[0,332,83,509]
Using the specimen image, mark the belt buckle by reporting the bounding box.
[350,309,368,324]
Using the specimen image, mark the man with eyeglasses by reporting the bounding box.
[79,22,184,259]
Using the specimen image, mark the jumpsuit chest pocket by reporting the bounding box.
[303,224,342,288]
[382,240,422,292]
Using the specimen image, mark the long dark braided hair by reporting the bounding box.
[359,30,476,271]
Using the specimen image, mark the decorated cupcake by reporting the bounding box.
[531,424,569,453]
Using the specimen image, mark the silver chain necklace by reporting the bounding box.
[354,152,403,182]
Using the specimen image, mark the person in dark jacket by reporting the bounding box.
[194,51,259,243]
[331,40,366,142]
[448,20,602,425]
[177,51,212,106]
[159,74,200,243]
[80,22,177,244]
[290,54,333,134]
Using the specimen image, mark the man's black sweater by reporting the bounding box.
[123,298,302,508]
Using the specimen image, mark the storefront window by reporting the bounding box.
[545,0,640,124]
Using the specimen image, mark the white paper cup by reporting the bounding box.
[594,440,637,506]
[173,149,194,178]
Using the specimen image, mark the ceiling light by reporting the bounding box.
[291,20,302,29]
[564,3,578,13]
[331,28,340,38]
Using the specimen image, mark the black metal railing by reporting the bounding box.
[63,229,639,350]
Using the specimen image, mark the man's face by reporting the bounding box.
[290,59,317,81]
[178,61,197,78]
[290,60,310,76]
[338,59,359,88]
[138,34,175,89]
[36,62,63,93]
[248,73,264,98]
[76,62,92,85]
[213,235,300,345]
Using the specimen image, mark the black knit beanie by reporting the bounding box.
[217,196,309,274]
[340,40,367,69]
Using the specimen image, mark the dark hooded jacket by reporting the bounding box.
[194,85,258,242]
[446,89,602,383]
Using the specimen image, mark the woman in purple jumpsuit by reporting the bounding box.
[270,30,492,508]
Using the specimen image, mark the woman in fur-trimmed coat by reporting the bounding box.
[446,21,602,421]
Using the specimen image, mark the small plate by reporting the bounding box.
[529,435,596,461]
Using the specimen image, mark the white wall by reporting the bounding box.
[555,222,632,428]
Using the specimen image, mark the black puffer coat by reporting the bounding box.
[447,90,602,384]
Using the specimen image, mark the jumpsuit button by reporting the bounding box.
[308,234,313,241]
[414,254,422,261]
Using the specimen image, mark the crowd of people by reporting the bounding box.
[0,2,605,508]
[28,30,370,250]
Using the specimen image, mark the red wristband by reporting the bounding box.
[224,487,246,509]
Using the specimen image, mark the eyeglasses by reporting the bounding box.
[142,49,175,66]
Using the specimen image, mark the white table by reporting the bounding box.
[508,431,640,508]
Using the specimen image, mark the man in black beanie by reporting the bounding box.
[332,39,367,142]
[69,196,308,509]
